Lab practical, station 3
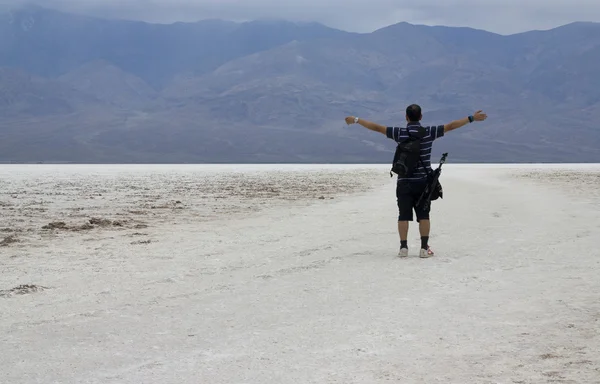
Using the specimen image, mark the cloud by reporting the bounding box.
[2,0,599,34]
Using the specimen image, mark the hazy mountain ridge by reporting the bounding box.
[0,6,598,163]
[57,60,163,109]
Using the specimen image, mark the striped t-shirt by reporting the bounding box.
[386,122,445,182]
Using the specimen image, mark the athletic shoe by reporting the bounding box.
[398,248,409,258]
[419,247,434,258]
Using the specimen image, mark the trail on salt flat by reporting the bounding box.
[1,164,599,384]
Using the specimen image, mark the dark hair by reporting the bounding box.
[406,104,422,122]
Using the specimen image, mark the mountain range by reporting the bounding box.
[1,5,599,163]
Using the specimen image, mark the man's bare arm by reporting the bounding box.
[444,110,487,133]
[345,116,386,135]
[444,116,471,133]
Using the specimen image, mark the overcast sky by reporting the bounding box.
[2,0,600,34]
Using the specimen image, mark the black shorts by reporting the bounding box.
[396,180,430,222]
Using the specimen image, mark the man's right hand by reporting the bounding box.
[473,110,487,121]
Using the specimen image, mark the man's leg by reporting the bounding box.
[414,182,434,258]
[419,219,430,250]
[396,182,413,257]
[398,220,409,246]
[416,216,434,258]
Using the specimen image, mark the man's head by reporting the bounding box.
[405,104,422,123]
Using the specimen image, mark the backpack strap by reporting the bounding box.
[411,126,431,179]
[419,158,431,178]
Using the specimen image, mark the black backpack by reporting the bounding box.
[390,126,427,178]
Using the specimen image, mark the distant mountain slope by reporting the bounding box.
[57,60,162,109]
[0,5,348,87]
[0,6,598,163]
[0,67,98,116]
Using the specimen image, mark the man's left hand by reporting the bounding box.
[345,116,357,125]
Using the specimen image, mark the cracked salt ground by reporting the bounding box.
[0,164,599,383]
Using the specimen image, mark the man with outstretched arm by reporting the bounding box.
[345,104,487,258]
